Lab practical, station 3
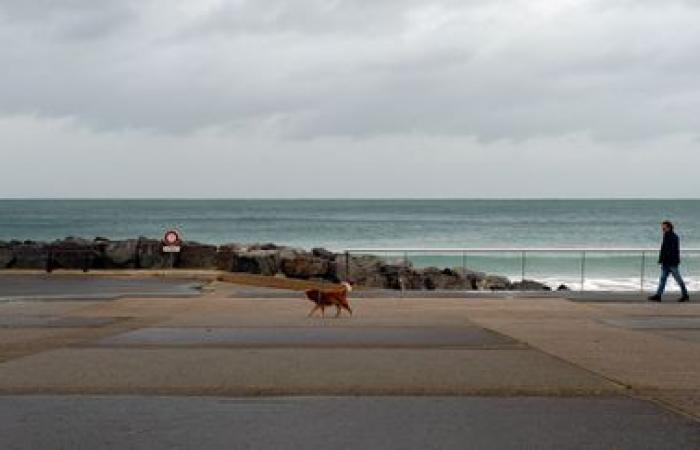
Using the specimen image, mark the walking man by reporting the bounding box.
[649,221,690,302]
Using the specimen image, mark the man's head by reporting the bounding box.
[662,221,674,233]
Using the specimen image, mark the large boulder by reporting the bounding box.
[98,239,139,268]
[510,279,551,291]
[479,275,512,291]
[420,267,467,290]
[49,237,96,269]
[311,247,336,260]
[215,243,244,271]
[136,238,172,269]
[177,242,217,269]
[11,242,49,269]
[334,254,385,285]
[0,243,14,268]
[396,269,426,290]
[279,253,332,279]
[452,267,486,290]
[231,249,280,276]
[94,238,172,269]
[377,264,420,290]
[248,242,283,251]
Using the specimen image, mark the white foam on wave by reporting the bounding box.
[531,276,700,292]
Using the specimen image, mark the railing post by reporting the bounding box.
[580,251,586,292]
[521,251,526,282]
[462,251,467,290]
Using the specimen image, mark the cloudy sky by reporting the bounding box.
[1,0,699,198]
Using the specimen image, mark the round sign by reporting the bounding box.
[163,230,181,245]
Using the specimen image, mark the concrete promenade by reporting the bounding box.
[0,273,698,449]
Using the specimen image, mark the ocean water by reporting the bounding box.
[0,199,698,291]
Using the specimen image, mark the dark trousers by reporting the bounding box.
[655,265,689,297]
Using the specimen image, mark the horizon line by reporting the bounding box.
[1,197,700,201]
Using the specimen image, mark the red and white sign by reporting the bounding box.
[162,229,181,253]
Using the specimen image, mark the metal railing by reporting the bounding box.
[343,247,700,292]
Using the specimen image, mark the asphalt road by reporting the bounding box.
[0,396,696,450]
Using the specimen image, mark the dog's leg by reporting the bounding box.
[335,304,342,318]
[307,305,320,317]
[321,305,325,318]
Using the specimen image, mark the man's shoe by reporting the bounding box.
[678,295,690,303]
[648,295,662,302]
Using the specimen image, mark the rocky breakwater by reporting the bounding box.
[0,238,553,291]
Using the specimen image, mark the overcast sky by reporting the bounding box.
[1,0,699,198]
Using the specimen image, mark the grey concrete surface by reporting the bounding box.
[0,347,616,396]
[565,292,696,303]
[0,274,202,301]
[0,396,696,450]
[602,317,700,329]
[96,326,520,348]
[652,329,700,343]
[0,316,117,329]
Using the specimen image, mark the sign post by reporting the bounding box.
[162,229,182,253]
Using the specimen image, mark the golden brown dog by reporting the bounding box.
[305,281,353,317]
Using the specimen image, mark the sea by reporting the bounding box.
[0,199,698,291]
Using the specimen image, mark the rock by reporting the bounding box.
[0,244,14,268]
[215,243,244,271]
[420,267,467,290]
[49,237,96,270]
[334,254,385,286]
[311,247,335,260]
[93,238,171,269]
[100,239,139,268]
[249,242,282,251]
[375,264,414,290]
[177,242,217,269]
[452,267,486,289]
[557,284,571,291]
[232,249,280,276]
[136,238,172,269]
[397,270,426,290]
[11,242,49,269]
[280,253,331,279]
[0,237,546,295]
[479,275,511,291]
[510,279,551,291]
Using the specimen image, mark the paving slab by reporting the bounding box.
[652,329,700,343]
[96,326,520,349]
[0,329,72,346]
[0,348,617,396]
[602,316,700,329]
[0,316,117,328]
[0,274,202,301]
[0,396,696,450]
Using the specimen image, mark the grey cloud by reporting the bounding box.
[0,0,699,142]
[181,0,482,37]
[0,0,137,40]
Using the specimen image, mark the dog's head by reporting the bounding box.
[341,281,353,292]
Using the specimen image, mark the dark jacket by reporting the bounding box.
[659,231,681,267]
